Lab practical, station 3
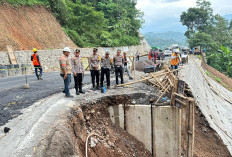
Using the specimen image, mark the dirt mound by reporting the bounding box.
[194,106,231,157]
[70,96,151,157]
[0,4,76,51]
[135,60,156,71]
[34,95,152,157]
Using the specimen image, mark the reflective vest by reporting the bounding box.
[171,53,179,66]
[32,53,40,66]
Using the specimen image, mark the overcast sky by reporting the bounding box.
[136,0,232,33]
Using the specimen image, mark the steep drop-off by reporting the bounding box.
[0,4,76,51]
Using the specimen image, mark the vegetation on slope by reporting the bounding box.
[180,0,232,77]
[0,0,143,47]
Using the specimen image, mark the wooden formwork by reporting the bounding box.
[116,66,195,157]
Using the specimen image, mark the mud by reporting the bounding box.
[194,105,231,157]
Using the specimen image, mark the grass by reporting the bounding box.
[205,70,232,91]
[214,76,222,83]
[205,70,221,83]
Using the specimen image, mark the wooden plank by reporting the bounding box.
[150,73,166,90]
[138,74,161,88]
[7,45,17,64]
[155,84,171,104]
[115,76,153,87]
[175,98,186,106]
[186,100,195,157]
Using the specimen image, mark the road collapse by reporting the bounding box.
[32,66,197,157]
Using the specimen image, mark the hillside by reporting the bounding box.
[0,4,76,51]
[143,31,187,49]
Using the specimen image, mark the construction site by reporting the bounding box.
[0,3,232,157]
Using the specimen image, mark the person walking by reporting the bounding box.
[100,51,112,89]
[59,47,73,98]
[114,49,124,85]
[71,49,85,95]
[170,49,181,75]
[136,51,140,61]
[31,48,43,80]
[90,48,101,90]
[123,52,133,80]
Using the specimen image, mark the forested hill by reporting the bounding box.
[143,31,187,49]
[1,0,143,48]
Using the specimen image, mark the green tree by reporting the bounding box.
[180,0,214,38]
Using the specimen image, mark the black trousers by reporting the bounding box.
[101,68,110,87]
[136,56,140,61]
[90,70,100,87]
[74,73,83,92]
[115,66,124,85]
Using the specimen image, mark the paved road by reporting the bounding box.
[0,72,61,92]
[0,72,91,126]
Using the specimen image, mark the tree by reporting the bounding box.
[180,0,214,38]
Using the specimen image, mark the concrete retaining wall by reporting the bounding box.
[109,104,181,157]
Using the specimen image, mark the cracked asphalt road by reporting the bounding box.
[0,72,91,126]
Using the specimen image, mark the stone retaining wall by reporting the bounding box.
[0,39,151,77]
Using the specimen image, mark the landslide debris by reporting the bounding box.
[34,95,152,157]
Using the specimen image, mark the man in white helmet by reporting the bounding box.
[59,47,73,98]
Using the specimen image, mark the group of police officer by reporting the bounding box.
[58,47,133,97]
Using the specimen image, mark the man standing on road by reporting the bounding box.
[171,49,181,75]
[123,52,133,80]
[136,51,140,61]
[90,48,101,90]
[71,49,85,95]
[114,50,124,85]
[59,47,73,98]
[31,48,43,80]
[100,51,112,89]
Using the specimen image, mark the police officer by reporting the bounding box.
[113,49,124,85]
[101,51,112,89]
[71,49,85,95]
[90,48,101,90]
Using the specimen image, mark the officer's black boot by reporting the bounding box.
[96,84,100,90]
[79,84,85,94]
[76,88,79,95]
[92,84,96,91]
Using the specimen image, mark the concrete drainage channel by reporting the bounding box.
[33,90,194,157]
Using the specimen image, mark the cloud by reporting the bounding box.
[137,0,232,33]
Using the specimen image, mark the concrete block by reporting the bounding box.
[153,106,181,157]
[0,65,8,77]
[108,104,124,128]
[125,105,152,152]
[6,64,15,76]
